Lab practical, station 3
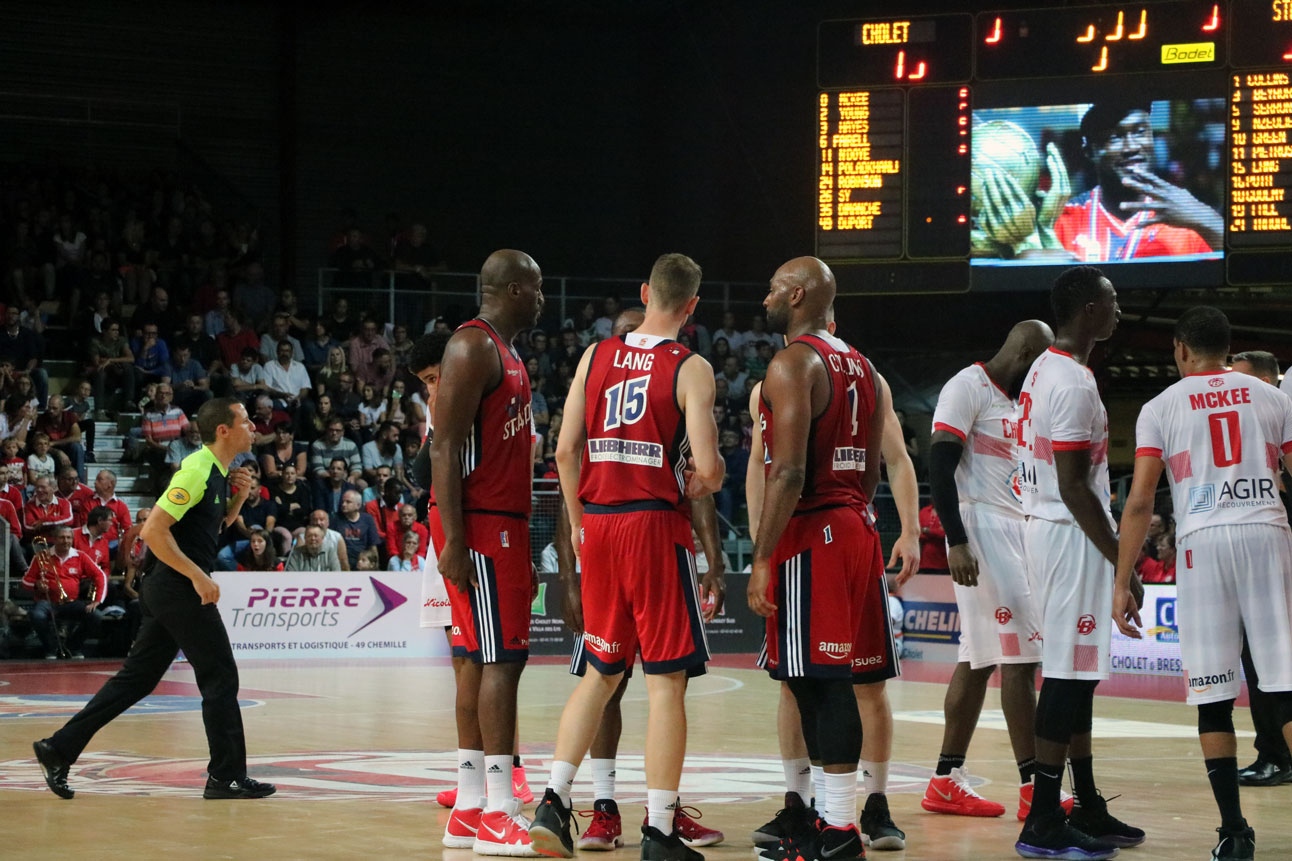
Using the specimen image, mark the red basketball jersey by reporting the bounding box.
[760,333,876,513]
[578,333,694,511]
[441,318,533,516]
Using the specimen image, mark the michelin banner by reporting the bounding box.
[215,571,449,660]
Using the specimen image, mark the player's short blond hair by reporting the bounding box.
[648,253,702,312]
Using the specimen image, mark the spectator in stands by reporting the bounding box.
[329,229,382,290]
[301,391,336,443]
[399,429,426,504]
[527,330,554,379]
[306,508,350,571]
[215,309,261,377]
[229,346,269,400]
[215,473,277,570]
[285,522,342,571]
[233,262,275,331]
[260,422,307,487]
[1139,533,1177,584]
[22,475,74,542]
[325,297,359,343]
[310,419,362,482]
[392,220,445,287]
[248,396,289,448]
[26,432,60,487]
[356,547,380,570]
[88,469,131,547]
[918,502,950,574]
[7,219,45,309]
[87,319,134,416]
[1,491,24,575]
[72,505,114,573]
[65,379,96,455]
[317,345,349,392]
[387,529,424,572]
[746,340,776,382]
[130,322,170,395]
[331,371,365,443]
[314,456,358,516]
[302,319,338,375]
[365,476,404,544]
[52,211,88,307]
[348,317,390,387]
[35,396,84,482]
[361,421,404,486]
[236,527,282,572]
[359,347,396,394]
[22,528,106,660]
[0,458,23,509]
[361,465,394,505]
[273,288,311,341]
[116,217,155,305]
[711,310,745,357]
[593,295,620,342]
[173,312,218,370]
[258,314,303,364]
[203,287,231,338]
[742,312,778,358]
[1143,512,1168,561]
[73,290,115,352]
[56,467,94,526]
[191,219,228,276]
[715,355,748,396]
[119,506,150,602]
[0,396,34,448]
[357,383,385,432]
[129,286,182,341]
[165,342,212,414]
[81,255,122,320]
[0,304,49,409]
[331,489,381,568]
[165,420,203,475]
[386,502,429,561]
[137,384,188,493]
[379,379,421,430]
[388,323,414,369]
[714,428,748,530]
[271,463,312,541]
[262,339,311,413]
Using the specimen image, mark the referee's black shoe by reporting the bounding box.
[530,788,576,858]
[1237,756,1292,787]
[33,739,74,799]
[203,775,277,799]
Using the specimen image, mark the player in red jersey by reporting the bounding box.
[530,253,723,861]
[749,257,886,861]
[1054,96,1221,262]
[430,249,544,857]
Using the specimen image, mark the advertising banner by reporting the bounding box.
[1109,584,1183,677]
[215,571,448,660]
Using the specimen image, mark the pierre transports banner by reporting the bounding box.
[214,571,449,660]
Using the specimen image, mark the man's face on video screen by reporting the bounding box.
[1089,109,1153,187]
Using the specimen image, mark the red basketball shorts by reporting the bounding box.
[428,508,531,664]
[579,507,710,676]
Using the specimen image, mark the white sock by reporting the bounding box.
[646,788,677,834]
[590,758,617,802]
[457,749,485,809]
[784,757,812,801]
[821,770,857,829]
[860,759,889,795]
[546,760,580,808]
[809,764,825,805]
[485,754,513,811]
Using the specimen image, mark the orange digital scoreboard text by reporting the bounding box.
[817,89,904,258]
[1229,71,1292,245]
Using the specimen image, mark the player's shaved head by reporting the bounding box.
[480,249,541,299]
[1004,319,1054,359]
[612,307,645,337]
[767,257,835,335]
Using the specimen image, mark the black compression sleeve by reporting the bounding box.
[929,440,968,547]
[411,436,432,488]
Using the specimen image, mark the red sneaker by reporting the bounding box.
[673,803,724,847]
[1018,780,1076,821]
[577,799,624,851]
[921,768,1006,817]
[514,764,534,804]
[437,786,458,808]
[443,805,482,848]
[474,800,540,857]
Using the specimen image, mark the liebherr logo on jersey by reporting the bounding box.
[833,447,865,471]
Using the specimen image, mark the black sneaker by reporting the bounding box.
[530,787,576,858]
[753,791,818,847]
[1067,792,1144,848]
[1237,755,1292,787]
[859,793,905,851]
[32,739,74,799]
[756,818,821,861]
[640,824,703,861]
[1016,809,1119,860]
[203,775,277,799]
[1212,824,1255,861]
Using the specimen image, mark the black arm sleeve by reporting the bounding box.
[411,436,432,489]
[929,439,969,547]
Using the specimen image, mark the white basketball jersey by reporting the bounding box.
[932,363,1024,516]
[1136,370,1292,539]
[1017,347,1112,524]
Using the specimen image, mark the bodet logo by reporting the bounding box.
[226,577,408,637]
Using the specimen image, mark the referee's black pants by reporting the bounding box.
[49,570,248,781]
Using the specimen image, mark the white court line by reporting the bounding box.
[896,708,1254,739]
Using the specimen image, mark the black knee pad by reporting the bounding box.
[815,679,862,766]
[787,676,824,761]
[1197,699,1235,735]
[1035,678,1097,744]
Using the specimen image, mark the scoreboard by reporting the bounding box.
[816,0,1292,293]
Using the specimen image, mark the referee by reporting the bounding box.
[33,397,276,800]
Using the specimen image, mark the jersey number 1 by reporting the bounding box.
[1208,410,1242,467]
[604,376,650,431]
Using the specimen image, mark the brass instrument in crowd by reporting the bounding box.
[32,538,68,606]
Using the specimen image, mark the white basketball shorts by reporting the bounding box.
[955,504,1042,669]
[1024,518,1112,681]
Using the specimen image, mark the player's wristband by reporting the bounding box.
[929,440,969,548]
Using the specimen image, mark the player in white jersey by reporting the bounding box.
[1114,307,1292,861]
[1228,350,1292,787]
[921,320,1057,821]
[1014,266,1142,861]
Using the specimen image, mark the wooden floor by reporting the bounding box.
[2,657,1286,860]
